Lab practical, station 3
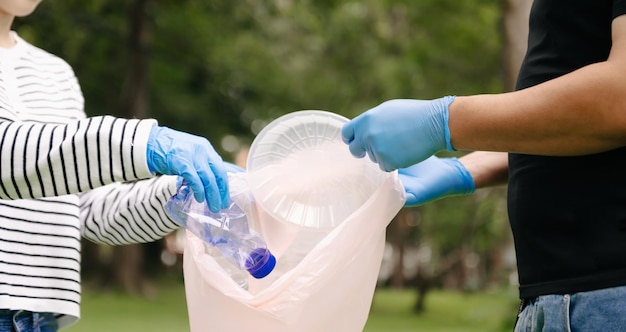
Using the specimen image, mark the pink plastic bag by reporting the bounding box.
[183,173,405,332]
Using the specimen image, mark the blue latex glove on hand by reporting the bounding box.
[147,125,229,212]
[399,156,475,207]
[342,96,456,172]
[174,161,245,189]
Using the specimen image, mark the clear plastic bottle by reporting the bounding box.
[165,180,276,280]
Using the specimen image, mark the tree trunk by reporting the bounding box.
[80,239,103,284]
[413,272,430,313]
[110,0,154,296]
[123,0,152,118]
[111,244,151,296]
[501,0,533,91]
[389,209,413,288]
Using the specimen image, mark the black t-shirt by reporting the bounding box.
[509,0,626,299]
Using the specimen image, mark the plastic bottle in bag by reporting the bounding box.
[165,180,276,280]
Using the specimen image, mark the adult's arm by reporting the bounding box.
[458,151,509,189]
[398,151,508,207]
[449,15,626,155]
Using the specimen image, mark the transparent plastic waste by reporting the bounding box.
[182,110,405,332]
[165,179,276,281]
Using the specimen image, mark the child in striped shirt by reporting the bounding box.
[0,0,233,330]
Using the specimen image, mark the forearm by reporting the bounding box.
[457,151,508,189]
[449,65,626,155]
[449,16,626,156]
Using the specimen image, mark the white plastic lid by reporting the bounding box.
[246,110,389,229]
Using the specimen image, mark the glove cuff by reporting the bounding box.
[447,157,475,195]
[440,95,457,151]
[147,125,172,174]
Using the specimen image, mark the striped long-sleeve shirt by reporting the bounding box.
[0,31,181,329]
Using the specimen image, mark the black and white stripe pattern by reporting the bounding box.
[0,116,155,199]
[0,32,181,328]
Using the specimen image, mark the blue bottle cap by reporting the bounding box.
[246,248,276,279]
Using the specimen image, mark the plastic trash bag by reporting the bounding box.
[182,172,405,332]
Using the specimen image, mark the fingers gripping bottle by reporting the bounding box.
[165,179,276,280]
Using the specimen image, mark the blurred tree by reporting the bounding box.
[14,0,503,158]
[12,0,513,300]
[109,0,156,297]
[502,0,533,91]
[386,208,421,289]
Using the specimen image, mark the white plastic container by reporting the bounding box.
[246,110,388,230]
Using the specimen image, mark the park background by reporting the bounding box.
[13,0,534,331]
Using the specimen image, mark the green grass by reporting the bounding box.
[67,281,518,332]
[365,288,518,332]
[66,281,190,332]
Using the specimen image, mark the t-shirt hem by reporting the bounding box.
[519,268,626,299]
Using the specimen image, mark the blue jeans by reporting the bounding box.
[515,285,626,331]
[0,310,58,332]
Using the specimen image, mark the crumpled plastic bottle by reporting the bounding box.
[165,179,276,280]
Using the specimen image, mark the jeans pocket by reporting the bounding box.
[33,312,58,332]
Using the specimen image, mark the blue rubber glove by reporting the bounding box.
[398,156,475,207]
[174,162,244,188]
[146,125,229,212]
[342,96,456,172]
